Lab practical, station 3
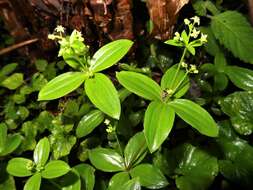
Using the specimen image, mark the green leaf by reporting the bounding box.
[7,158,33,177]
[122,178,141,190]
[0,123,7,152]
[35,59,48,72]
[161,65,190,98]
[225,66,253,91]
[33,137,50,167]
[24,173,41,190]
[0,163,16,190]
[130,164,168,189]
[116,71,162,101]
[0,63,18,76]
[76,109,105,138]
[58,169,81,190]
[89,148,125,172]
[124,132,147,168]
[144,101,175,153]
[85,73,121,119]
[168,99,218,137]
[41,160,70,179]
[167,144,218,190]
[220,91,253,135]
[211,11,253,64]
[108,172,130,190]
[214,73,228,91]
[74,164,95,190]
[90,39,133,72]
[38,72,87,101]
[193,0,220,16]
[1,73,23,90]
[1,134,22,156]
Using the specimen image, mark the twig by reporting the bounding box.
[0,38,39,56]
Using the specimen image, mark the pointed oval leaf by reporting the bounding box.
[38,72,87,101]
[74,164,95,190]
[7,158,33,177]
[116,71,162,101]
[85,73,121,119]
[1,73,24,90]
[90,39,133,72]
[211,11,253,64]
[1,134,22,156]
[161,65,190,98]
[168,99,218,137]
[108,172,130,190]
[59,169,81,190]
[225,66,253,91]
[41,160,70,179]
[124,132,147,168]
[76,109,105,138]
[24,173,41,190]
[144,101,175,153]
[130,164,168,189]
[89,148,125,172]
[33,137,50,166]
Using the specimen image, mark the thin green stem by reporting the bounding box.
[172,71,189,94]
[171,48,187,88]
[114,131,124,160]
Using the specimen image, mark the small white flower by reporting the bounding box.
[106,126,115,133]
[55,25,65,33]
[184,18,191,25]
[48,34,56,40]
[191,16,200,25]
[189,64,199,74]
[190,28,200,38]
[70,29,84,43]
[104,119,110,125]
[173,32,180,41]
[200,33,208,43]
[181,61,188,68]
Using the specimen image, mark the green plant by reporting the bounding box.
[7,137,70,190]
[39,27,133,120]
[117,17,218,153]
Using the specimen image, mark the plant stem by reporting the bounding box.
[171,48,187,89]
[114,130,127,168]
[172,71,189,94]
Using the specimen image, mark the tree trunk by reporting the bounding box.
[0,0,190,56]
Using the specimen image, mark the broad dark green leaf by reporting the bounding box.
[1,134,22,156]
[76,110,105,138]
[89,148,125,172]
[214,73,228,91]
[85,73,121,119]
[0,175,16,190]
[167,144,218,190]
[217,122,253,188]
[220,91,253,135]
[90,39,133,72]
[116,71,162,101]
[122,178,141,190]
[41,160,70,179]
[144,101,175,153]
[38,72,87,100]
[7,158,33,177]
[33,137,50,167]
[59,169,81,190]
[74,164,95,190]
[24,173,41,190]
[130,164,168,189]
[211,11,253,64]
[124,132,147,168]
[1,73,23,90]
[225,66,253,91]
[161,65,190,98]
[168,99,218,137]
[108,172,130,190]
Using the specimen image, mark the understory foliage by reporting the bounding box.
[1,1,253,190]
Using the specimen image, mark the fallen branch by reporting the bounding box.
[0,38,38,56]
